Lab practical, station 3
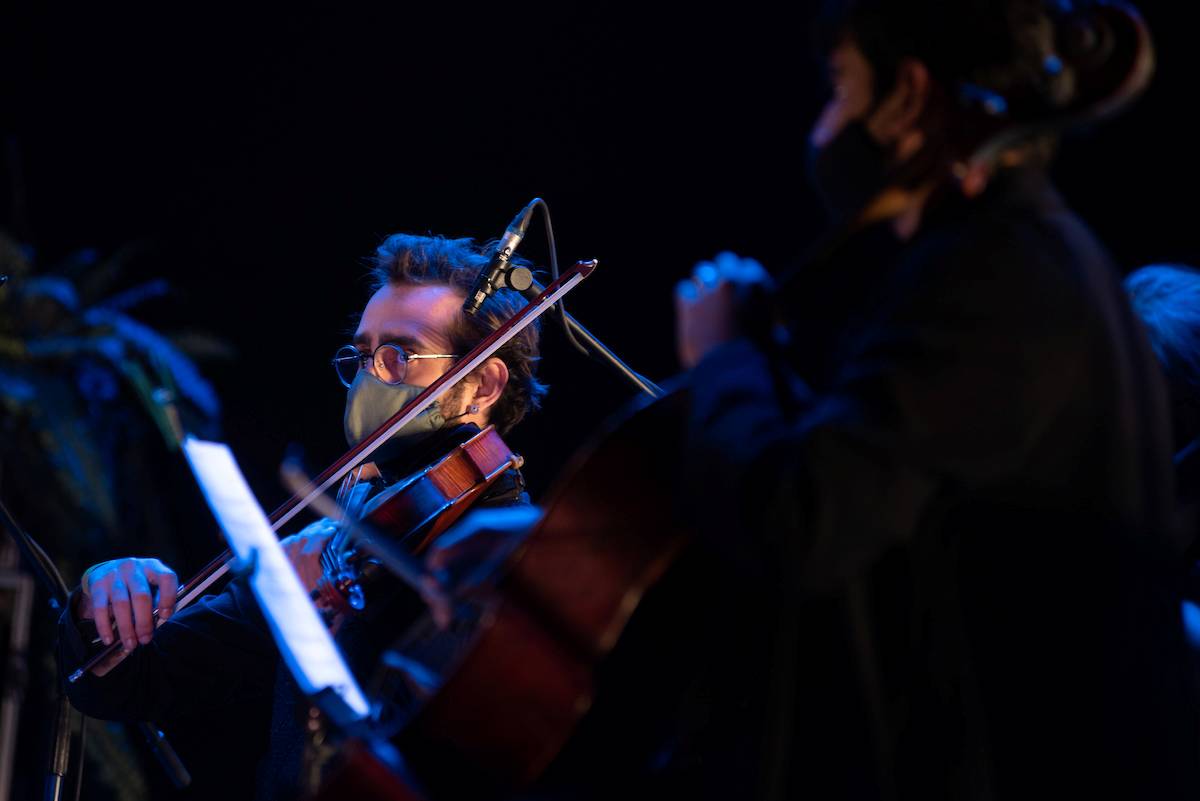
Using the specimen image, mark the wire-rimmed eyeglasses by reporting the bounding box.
[332,344,460,388]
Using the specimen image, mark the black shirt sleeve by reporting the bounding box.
[58,576,279,722]
[683,225,1090,591]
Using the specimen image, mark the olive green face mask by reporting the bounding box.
[342,370,447,463]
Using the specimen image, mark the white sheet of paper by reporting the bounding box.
[182,437,370,719]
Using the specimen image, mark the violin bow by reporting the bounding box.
[70,259,597,682]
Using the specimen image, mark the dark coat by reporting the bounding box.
[670,168,1200,800]
[58,424,529,801]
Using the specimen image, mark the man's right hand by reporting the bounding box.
[79,558,179,656]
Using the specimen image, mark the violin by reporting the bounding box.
[69,259,597,683]
[311,424,523,617]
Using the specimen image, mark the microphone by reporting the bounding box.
[463,199,538,316]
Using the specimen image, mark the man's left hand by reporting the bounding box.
[281,518,339,594]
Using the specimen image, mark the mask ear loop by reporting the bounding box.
[442,403,481,425]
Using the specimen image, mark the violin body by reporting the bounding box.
[312,425,523,617]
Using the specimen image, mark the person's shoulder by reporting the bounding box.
[897,169,1110,319]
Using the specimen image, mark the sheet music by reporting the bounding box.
[182,437,370,719]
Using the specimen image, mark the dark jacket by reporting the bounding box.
[58,424,529,801]
[675,168,1200,800]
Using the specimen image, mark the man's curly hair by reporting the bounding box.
[370,233,547,434]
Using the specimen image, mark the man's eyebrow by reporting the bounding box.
[351,332,424,350]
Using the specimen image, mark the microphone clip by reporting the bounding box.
[463,200,539,316]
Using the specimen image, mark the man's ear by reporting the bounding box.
[868,57,932,161]
[469,357,509,416]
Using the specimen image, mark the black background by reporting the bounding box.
[2,1,1196,522]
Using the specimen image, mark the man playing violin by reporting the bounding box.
[670,1,1200,799]
[57,233,545,800]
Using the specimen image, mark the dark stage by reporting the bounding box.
[2,2,1199,799]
